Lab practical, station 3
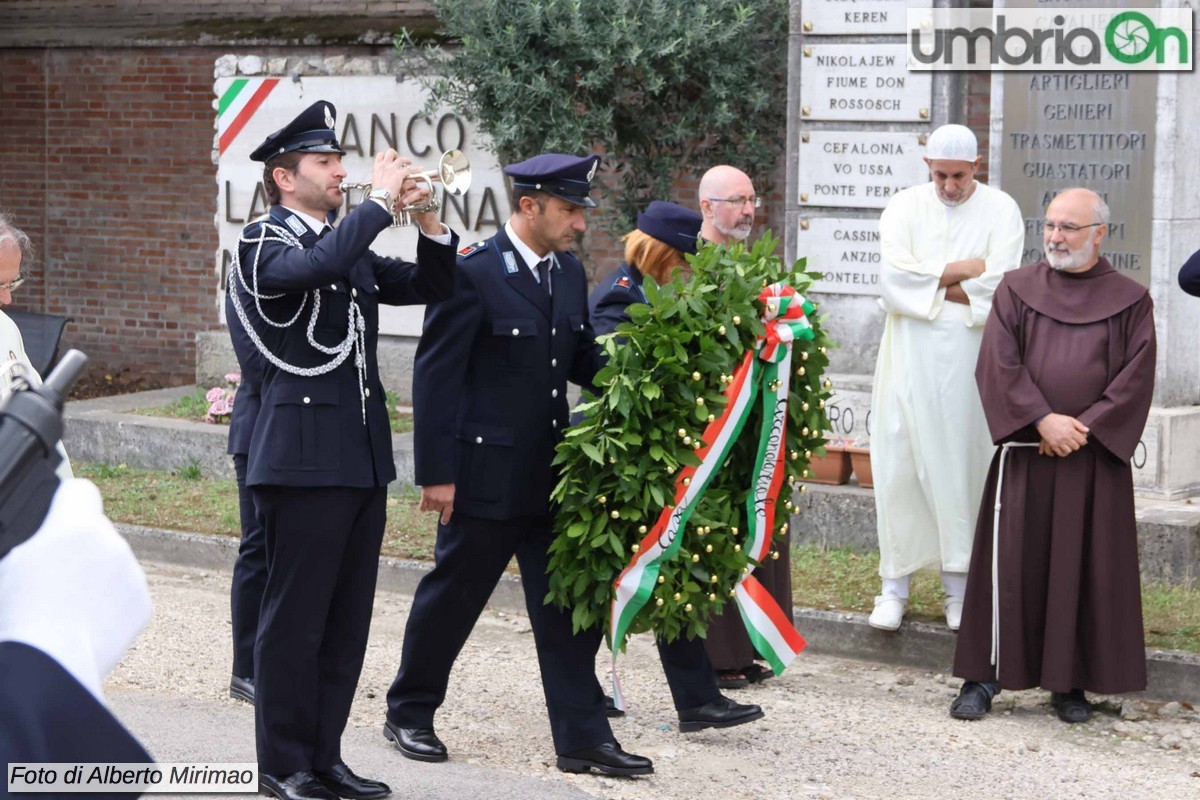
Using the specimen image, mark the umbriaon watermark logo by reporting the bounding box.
[907,8,1193,71]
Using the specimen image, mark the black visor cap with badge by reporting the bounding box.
[503,153,602,208]
[250,100,347,163]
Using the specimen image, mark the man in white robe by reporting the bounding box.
[867,125,1024,631]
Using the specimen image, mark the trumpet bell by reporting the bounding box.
[437,149,471,195]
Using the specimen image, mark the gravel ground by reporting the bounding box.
[108,563,1200,800]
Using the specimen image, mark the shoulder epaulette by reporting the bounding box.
[612,273,634,290]
[458,240,487,259]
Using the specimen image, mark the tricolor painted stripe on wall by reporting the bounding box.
[217,78,281,156]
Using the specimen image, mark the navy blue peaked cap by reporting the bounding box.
[637,201,703,255]
[250,100,346,163]
[504,153,602,208]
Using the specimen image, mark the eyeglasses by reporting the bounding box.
[1041,221,1104,235]
[0,276,25,293]
[709,196,762,210]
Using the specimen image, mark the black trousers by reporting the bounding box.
[252,484,387,775]
[386,512,611,755]
[655,635,722,710]
[230,454,267,679]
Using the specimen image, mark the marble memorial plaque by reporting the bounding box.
[802,0,930,36]
[800,44,932,122]
[798,217,882,296]
[1000,71,1156,287]
[798,131,928,210]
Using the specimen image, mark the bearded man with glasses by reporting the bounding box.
[698,165,760,244]
[692,165,791,690]
[950,187,1155,725]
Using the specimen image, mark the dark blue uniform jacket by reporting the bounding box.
[588,262,647,336]
[231,201,456,488]
[412,226,605,520]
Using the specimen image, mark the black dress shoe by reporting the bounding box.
[950,681,995,721]
[556,741,653,776]
[1051,689,1093,723]
[604,694,626,718]
[678,696,765,732]
[259,771,338,800]
[314,763,390,799]
[229,675,255,704]
[744,663,775,684]
[383,719,448,762]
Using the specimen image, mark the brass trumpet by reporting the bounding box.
[340,150,471,227]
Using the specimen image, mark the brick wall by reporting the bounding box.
[1,48,229,382]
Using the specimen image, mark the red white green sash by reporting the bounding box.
[609,284,813,708]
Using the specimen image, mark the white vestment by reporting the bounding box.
[871,181,1024,578]
[1,309,73,479]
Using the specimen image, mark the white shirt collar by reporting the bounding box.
[280,206,330,235]
[504,220,558,275]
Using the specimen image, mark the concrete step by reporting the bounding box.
[63,387,1200,585]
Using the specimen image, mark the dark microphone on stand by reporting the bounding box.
[0,348,87,560]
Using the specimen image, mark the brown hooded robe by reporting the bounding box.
[952,258,1155,694]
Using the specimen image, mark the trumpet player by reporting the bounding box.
[226,99,458,800]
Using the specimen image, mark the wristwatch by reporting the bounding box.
[367,187,393,212]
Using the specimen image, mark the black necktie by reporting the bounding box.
[319,223,333,239]
[536,259,552,297]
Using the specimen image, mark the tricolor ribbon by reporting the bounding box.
[608,284,813,709]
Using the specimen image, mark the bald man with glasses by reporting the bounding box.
[693,166,790,690]
[698,165,760,245]
[951,187,1156,723]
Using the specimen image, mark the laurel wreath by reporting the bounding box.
[546,233,833,644]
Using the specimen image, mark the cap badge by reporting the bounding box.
[586,160,598,181]
[324,105,335,129]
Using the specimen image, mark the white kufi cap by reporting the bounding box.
[925,124,978,161]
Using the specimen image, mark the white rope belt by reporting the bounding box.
[991,441,1040,679]
[228,222,369,423]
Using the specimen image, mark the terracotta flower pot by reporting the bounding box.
[802,446,852,485]
[846,446,873,488]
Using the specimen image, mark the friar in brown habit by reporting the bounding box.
[948,188,1156,725]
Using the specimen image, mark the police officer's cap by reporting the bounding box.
[250,100,347,163]
[637,201,703,256]
[504,153,602,208]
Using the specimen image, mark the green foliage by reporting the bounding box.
[396,0,787,233]
[546,233,834,644]
[176,459,203,481]
[134,388,210,421]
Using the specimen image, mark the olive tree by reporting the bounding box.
[398,0,787,234]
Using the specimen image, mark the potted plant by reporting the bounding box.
[845,439,873,488]
[803,436,853,485]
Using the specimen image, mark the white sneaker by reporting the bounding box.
[868,594,906,631]
[944,596,964,631]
